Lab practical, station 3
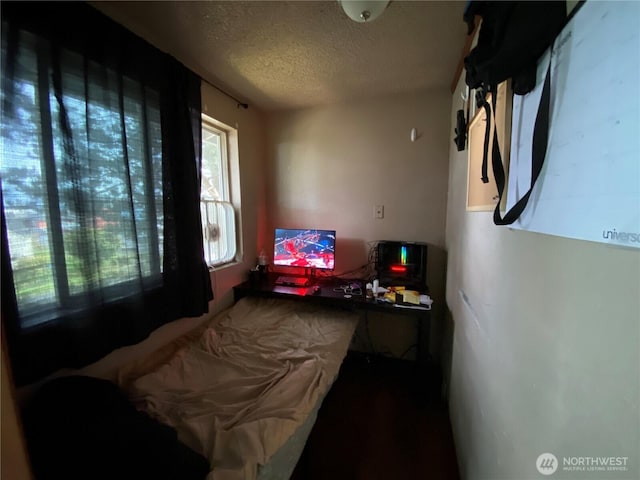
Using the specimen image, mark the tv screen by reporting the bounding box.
[273,228,336,270]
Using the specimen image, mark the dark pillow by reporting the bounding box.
[22,375,209,480]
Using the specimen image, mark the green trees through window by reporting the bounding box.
[1,35,164,325]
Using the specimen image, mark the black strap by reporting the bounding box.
[477,88,491,184]
[492,55,552,226]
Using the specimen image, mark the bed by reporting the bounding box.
[117,296,359,480]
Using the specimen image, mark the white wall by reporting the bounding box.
[446,72,640,479]
[266,90,451,360]
[266,90,450,256]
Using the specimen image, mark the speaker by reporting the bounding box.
[375,241,428,291]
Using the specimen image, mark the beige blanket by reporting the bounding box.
[125,297,358,480]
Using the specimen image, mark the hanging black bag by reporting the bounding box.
[454,109,467,152]
[463,1,567,225]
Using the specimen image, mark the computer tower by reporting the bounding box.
[375,241,428,291]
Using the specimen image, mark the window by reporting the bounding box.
[1,32,163,325]
[2,1,211,386]
[200,115,240,267]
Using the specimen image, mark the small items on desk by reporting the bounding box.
[333,282,363,298]
[257,249,269,277]
[365,279,380,300]
[370,282,433,310]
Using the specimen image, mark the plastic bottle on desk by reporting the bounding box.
[258,250,268,276]
[366,283,374,299]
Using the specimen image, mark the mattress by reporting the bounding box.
[122,296,358,480]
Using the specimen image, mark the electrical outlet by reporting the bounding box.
[374,205,384,219]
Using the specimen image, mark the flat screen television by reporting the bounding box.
[273,228,336,270]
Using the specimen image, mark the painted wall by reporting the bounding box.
[446,72,640,479]
[265,90,451,360]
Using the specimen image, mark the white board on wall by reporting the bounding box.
[507,0,640,248]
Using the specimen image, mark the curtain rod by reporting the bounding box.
[202,77,249,110]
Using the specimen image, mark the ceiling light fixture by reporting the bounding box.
[339,1,390,23]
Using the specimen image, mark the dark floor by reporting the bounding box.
[290,352,460,480]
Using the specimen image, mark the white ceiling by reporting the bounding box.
[94,1,468,112]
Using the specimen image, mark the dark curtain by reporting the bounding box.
[1,2,212,386]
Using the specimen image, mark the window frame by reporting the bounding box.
[200,114,241,268]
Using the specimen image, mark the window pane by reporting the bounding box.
[1,32,165,320]
[48,51,163,296]
[201,125,224,200]
[200,118,237,267]
[201,200,236,265]
[1,33,58,315]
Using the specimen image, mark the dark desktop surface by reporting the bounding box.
[235,273,429,316]
[237,273,359,302]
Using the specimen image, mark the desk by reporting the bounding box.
[233,274,432,366]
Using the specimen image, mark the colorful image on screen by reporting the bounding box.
[274,228,336,270]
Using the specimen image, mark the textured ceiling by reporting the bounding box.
[94,1,467,112]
